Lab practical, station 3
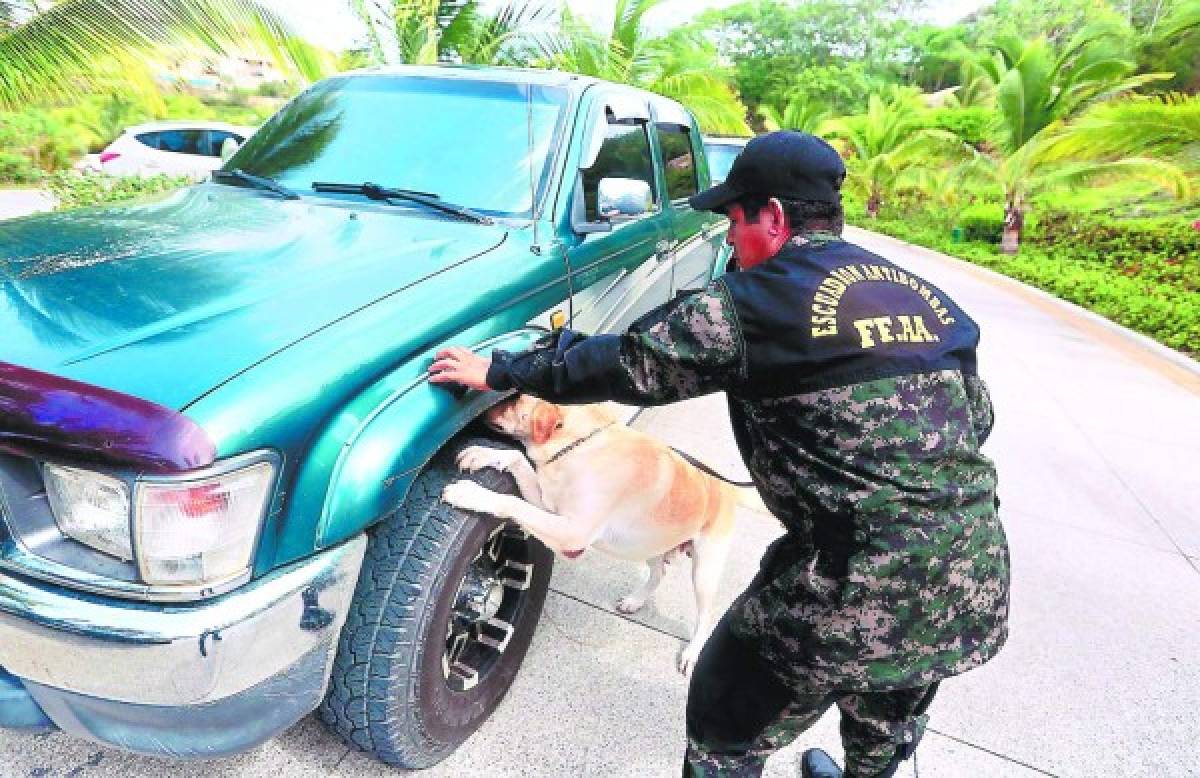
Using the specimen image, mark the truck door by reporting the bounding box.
[564,94,672,335]
[652,114,728,295]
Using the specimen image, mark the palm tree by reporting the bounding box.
[898,167,966,211]
[758,93,830,134]
[453,1,552,64]
[905,24,976,92]
[957,140,1188,251]
[545,0,750,135]
[1052,93,1200,158]
[350,0,551,67]
[1125,0,1200,94]
[968,30,1186,253]
[940,57,995,110]
[0,0,327,111]
[820,89,969,218]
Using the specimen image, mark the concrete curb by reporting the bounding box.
[846,226,1200,392]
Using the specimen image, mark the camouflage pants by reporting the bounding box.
[681,616,937,778]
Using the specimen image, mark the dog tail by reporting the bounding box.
[735,485,769,515]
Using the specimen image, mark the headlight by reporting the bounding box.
[135,461,275,586]
[44,464,133,561]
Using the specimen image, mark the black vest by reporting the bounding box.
[721,240,980,398]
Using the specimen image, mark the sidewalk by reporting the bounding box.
[3,228,1197,776]
[0,188,55,220]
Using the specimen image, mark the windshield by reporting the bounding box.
[704,143,745,185]
[225,75,569,218]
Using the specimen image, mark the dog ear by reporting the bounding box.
[530,401,563,445]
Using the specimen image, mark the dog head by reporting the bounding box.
[483,395,565,445]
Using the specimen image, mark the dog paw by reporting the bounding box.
[442,480,502,516]
[455,446,509,473]
[677,644,701,676]
[615,596,646,614]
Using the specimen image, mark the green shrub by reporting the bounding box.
[70,91,160,150]
[956,202,1006,243]
[0,107,87,174]
[160,92,213,120]
[225,87,254,108]
[1029,210,1200,290]
[849,207,1200,356]
[985,249,1199,354]
[46,171,192,211]
[929,106,994,148]
[255,81,293,98]
[0,151,42,184]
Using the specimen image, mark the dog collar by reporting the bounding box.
[544,422,614,466]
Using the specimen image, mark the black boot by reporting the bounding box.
[800,748,843,778]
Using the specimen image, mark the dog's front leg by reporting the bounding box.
[456,446,544,506]
[442,480,589,555]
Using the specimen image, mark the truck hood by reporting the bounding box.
[0,185,507,409]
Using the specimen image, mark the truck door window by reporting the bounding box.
[655,123,698,203]
[580,116,657,222]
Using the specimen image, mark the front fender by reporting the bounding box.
[284,328,545,557]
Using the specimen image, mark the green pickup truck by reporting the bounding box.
[0,65,729,766]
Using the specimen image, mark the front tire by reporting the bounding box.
[319,436,553,767]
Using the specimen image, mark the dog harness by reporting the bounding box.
[542,422,614,466]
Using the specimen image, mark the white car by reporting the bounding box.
[77,120,256,179]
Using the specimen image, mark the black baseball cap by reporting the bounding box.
[690,131,846,212]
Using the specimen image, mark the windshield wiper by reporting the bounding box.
[213,169,300,200]
[311,181,494,225]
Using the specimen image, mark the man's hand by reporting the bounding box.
[428,347,492,391]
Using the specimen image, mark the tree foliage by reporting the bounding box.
[758,93,830,134]
[820,89,970,217]
[694,0,928,114]
[1048,92,1200,162]
[350,0,552,66]
[0,0,328,110]
[958,30,1189,252]
[978,32,1168,154]
[545,0,751,134]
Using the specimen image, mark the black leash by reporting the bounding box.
[671,447,755,487]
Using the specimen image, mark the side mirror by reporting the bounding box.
[597,177,652,220]
[219,137,241,162]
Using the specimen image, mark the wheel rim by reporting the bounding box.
[443,523,537,692]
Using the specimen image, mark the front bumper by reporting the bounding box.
[0,535,366,758]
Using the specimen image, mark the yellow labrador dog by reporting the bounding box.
[441,395,764,674]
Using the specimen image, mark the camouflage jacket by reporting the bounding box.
[487,236,1009,691]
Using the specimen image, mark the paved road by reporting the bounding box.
[0,189,55,221]
[3,228,1198,777]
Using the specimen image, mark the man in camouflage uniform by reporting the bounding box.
[429,131,1009,778]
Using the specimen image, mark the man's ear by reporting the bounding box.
[530,401,564,445]
[766,197,788,235]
